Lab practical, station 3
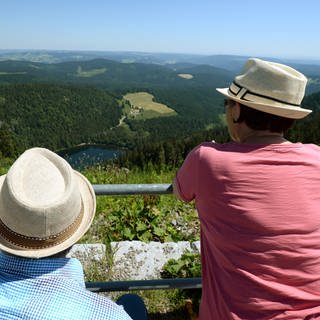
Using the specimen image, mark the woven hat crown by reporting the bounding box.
[0,148,95,258]
[236,58,307,105]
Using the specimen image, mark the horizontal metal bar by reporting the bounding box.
[93,183,173,196]
[86,278,202,292]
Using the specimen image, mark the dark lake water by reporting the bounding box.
[58,145,123,170]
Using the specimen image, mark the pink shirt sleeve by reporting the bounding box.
[174,146,201,202]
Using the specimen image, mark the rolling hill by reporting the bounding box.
[0,54,320,155]
[0,53,319,94]
[0,58,233,89]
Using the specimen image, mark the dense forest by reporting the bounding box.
[287,91,320,143]
[0,84,226,156]
[1,84,320,168]
[118,91,320,170]
[0,56,320,167]
[0,83,121,153]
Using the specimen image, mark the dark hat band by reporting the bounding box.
[230,82,300,107]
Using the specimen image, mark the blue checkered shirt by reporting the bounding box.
[0,252,132,319]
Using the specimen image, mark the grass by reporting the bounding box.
[79,164,201,318]
[82,262,199,319]
[177,74,193,80]
[124,92,177,115]
[76,66,107,77]
[81,164,199,244]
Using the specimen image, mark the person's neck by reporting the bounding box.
[239,131,290,144]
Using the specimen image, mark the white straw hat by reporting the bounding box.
[216,58,312,119]
[0,148,96,258]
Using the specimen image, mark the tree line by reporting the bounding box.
[117,90,320,170]
[0,83,320,167]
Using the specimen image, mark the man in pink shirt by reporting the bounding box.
[174,58,320,319]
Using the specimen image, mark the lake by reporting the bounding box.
[58,145,122,170]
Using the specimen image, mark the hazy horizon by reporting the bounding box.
[2,0,320,60]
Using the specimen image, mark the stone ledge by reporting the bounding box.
[68,243,106,261]
[69,241,200,280]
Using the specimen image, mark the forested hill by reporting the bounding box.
[0,59,233,155]
[117,91,320,170]
[0,59,233,89]
[0,83,121,151]
[0,57,320,161]
[0,82,226,155]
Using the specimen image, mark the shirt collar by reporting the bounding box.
[0,251,85,286]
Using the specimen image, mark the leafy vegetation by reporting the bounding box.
[81,164,199,244]
[75,163,201,319]
[161,252,202,316]
[161,252,201,279]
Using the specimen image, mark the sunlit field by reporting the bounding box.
[124,92,177,114]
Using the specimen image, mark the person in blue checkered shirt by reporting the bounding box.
[0,148,147,320]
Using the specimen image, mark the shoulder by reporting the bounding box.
[303,143,320,153]
[190,142,237,159]
[180,142,239,172]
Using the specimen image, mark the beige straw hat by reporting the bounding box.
[216,58,312,119]
[0,148,96,258]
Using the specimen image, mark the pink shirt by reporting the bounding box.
[175,142,320,320]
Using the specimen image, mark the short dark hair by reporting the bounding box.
[237,104,295,133]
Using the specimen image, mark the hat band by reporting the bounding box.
[0,203,84,250]
[229,82,300,107]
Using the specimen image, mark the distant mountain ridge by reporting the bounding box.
[1,50,320,93]
[0,58,234,90]
[1,50,320,68]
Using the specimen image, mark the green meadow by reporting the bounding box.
[124,92,177,120]
[76,66,107,77]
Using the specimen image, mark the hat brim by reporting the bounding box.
[0,171,96,258]
[216,87,312,119]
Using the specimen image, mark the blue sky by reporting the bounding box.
[1,0,319,60]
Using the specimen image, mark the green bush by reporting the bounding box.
[81,165,200,244]
[161,252,201,316]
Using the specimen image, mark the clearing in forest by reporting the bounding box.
[178,73,193,79]
[124,92,176,115]
[76,66,107,77]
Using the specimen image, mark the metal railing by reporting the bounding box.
[87,278,202,293]
[93,183,173,196]
[85,183,202,293]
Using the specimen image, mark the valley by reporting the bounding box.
[0,51,319,168]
